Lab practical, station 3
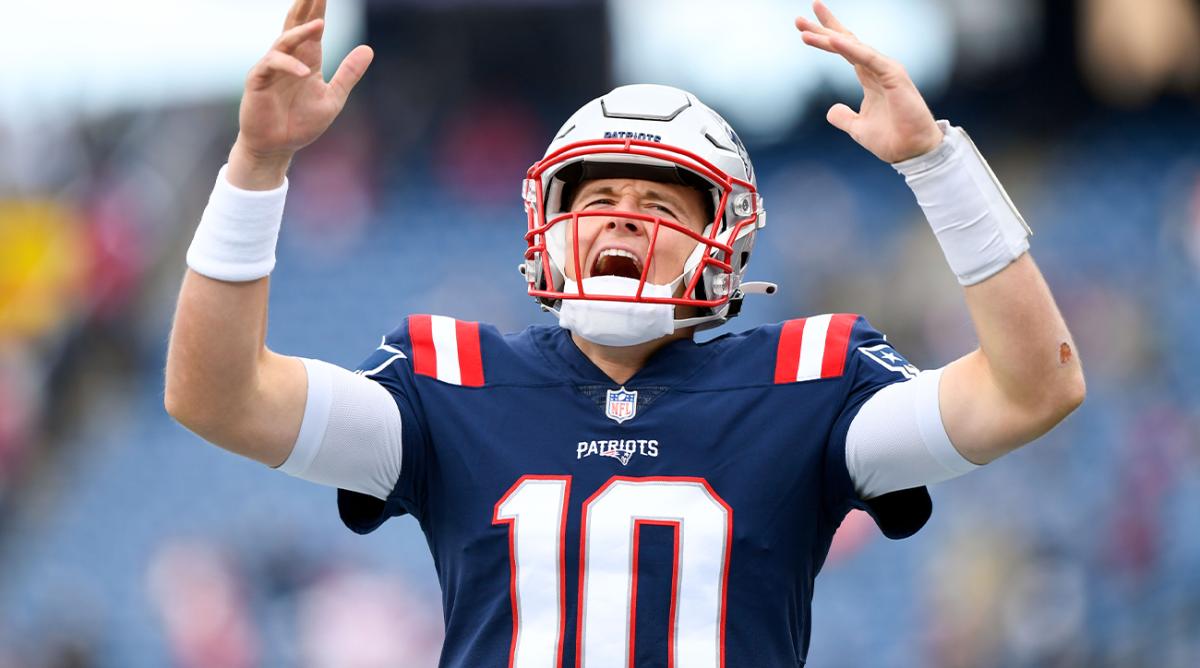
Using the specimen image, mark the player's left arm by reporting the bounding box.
[797,1,1085,465]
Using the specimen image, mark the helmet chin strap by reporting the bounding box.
[542,302,719,331]
[671,281,778,329]
[545,296,772,334]
[547,270,777,335]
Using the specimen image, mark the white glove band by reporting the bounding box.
[185,164,288,282]
[892,120,1031,286]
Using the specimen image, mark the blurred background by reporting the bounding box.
[0,0,1198,665]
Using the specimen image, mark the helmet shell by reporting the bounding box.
[523,84,765,330]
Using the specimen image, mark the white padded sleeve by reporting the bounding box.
[273,358,403,501]
[846,367,980,499]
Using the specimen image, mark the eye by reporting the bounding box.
[648,203,677,217]
[581,197,615,209]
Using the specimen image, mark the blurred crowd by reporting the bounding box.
[1,0,1199,666]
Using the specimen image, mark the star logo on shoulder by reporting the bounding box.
[858,344,919,379]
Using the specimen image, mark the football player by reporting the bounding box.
[165,0,1085,665]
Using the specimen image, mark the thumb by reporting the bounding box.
[330,45,375,104]
[825,103,860,139]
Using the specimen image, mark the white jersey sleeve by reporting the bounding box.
[845,367,981,499]
[273,358,403,501]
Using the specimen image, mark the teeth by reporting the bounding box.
[599,248,641,267]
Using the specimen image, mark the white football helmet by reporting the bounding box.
[521,84,773,331]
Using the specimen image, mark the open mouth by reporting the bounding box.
[590,248,645,280]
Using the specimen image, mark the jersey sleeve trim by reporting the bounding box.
[408,314,485,386]
[774,313,858,383]
[276,357,333,476]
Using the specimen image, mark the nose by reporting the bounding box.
[605,218,642,234]
[602,194,646,235]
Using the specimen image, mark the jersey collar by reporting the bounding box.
[537,325,719,389]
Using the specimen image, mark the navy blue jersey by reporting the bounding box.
[340,314,931,667]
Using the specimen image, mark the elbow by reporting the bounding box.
[162,360,234,433]
[164,383,238,446]
[163,374,217,433]
[961,365,1085,464]
[163,380,198,429]
[1033,367,1086,431]
[1061,368,1087,416]
[163,355,190,425]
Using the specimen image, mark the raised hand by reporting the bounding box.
[795,0,942,164]
[229,0,374,189]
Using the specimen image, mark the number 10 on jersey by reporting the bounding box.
[493,475,733,668]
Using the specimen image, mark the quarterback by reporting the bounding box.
[165,0,1085,665]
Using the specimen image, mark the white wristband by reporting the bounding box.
[893,120,1031,286]
[185,164,288,282]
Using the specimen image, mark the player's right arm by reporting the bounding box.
[164,0,373,467]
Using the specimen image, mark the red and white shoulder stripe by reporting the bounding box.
[773,313,858,384]
[407,315,485,387]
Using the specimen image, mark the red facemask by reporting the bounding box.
[523,137,761,310]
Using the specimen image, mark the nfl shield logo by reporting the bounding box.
[605,387,638,424]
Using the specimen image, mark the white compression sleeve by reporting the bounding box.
[274,358,403,501]
[845,368,980,499]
